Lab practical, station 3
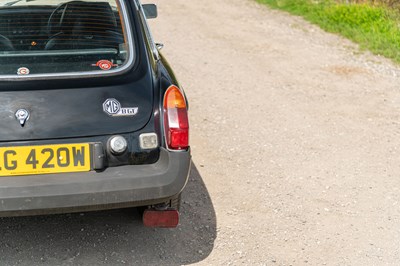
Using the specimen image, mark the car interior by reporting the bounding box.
[0,0,128,74]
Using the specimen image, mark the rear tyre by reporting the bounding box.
[137,192,182,215]
[168,192,181,211]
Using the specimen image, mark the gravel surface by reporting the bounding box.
[2,0,400,265]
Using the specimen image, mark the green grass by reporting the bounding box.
[256,0,400,63]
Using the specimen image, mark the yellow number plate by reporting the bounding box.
[0,143,91,176]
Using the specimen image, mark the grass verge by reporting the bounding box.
[256,0,400,63]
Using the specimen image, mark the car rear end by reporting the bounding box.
[0,0,190,227]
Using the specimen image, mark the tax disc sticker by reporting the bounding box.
[92,60,117,70]
[17,67,30,75]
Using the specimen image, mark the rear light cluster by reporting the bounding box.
[163,85,189,150]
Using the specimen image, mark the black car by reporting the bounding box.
[0,0,190,228]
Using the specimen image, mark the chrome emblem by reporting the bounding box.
[103,98,121,115]
[103,98,138,117]
[15,109,30,127]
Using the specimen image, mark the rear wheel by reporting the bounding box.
[137,192,182,215]
[168,192,181,211]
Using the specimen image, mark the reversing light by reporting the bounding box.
[139,133,158,150]
[109,135,128,154]
[163,85,189,150]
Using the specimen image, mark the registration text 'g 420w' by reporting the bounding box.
[0,144,91,176]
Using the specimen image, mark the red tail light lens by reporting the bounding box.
[163,85,189,150]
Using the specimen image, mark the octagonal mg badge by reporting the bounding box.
[103,98,121,115]
[103,98,138,117]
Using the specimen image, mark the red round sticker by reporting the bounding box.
[95,60,116,70]
[17,67,30,75]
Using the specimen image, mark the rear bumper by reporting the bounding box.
[0,148,191,216]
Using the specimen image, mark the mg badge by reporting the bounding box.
[103,98,138,117]
[103,98,121,115]
[15,109,30,127]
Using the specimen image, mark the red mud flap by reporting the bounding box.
[143,209,180,228]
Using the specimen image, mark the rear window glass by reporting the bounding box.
[0,0,133,77]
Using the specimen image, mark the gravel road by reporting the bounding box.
[2,0,400,265]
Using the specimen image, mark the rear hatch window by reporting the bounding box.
[0,0,133,78]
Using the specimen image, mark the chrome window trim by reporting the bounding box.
[0,0,135,81]
[136,0,159,61]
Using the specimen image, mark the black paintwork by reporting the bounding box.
[0,0,185,166]
[0,0,192,216]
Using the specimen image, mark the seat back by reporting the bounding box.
[46,1,122,50]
